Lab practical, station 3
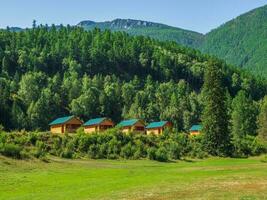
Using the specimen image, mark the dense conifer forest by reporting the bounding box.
[78,5,267,77]
[0,25,265,130]
[200,5,267,76]
[0,25,267,157]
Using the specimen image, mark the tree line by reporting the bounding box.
[0,25,267,157]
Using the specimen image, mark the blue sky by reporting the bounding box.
[0,0,266,33]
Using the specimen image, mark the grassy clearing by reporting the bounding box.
[0,156,267,200]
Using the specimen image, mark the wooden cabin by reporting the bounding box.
[49,115,82,134]
[83,117,114,134]
[146,121,172,135]
[189,125,202,136]
[117,119,145,133]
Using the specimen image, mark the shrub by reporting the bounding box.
[60,148,74,159]
[28,132,38,145]
[76,127,85,134]
[107,138,121,156]
[88,144,99,159]
[77,134,93,153]
[0,132,7,143]
[233,136,267,157]
[168,141,182,160]
[120,143,135,159]
[34,141,47,158]
[155,147,168,162]
[0,143,23,159]
[147,147,157,160]
[189,135,208,159]
[51,137,63,156]
[99,143,108,158]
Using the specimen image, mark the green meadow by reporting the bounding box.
[1,156,267,200]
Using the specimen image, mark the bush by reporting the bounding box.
[189,135,208,159]
[120,143,135,159]
[147,147,157,160]
[168,141,182,160]
[232,136,267,157]
[28,132,38,145]
[34,141,47,158]
[60,148,74,159]
[88,144,99,159]
[0,143,23,159]
[155,147,168,162]
[0,132,7,143]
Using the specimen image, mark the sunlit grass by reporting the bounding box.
[0,155,267,200]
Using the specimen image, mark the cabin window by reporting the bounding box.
[66,124,81,130]
[100,125,112,130]
[134,126,144,131]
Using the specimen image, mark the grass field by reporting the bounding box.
[0,156,267,200]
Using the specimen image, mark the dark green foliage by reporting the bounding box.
[155,146,168,162]
[201,60,231,156]
[0,25,266,158]
[258,96,267,142]
[0,129,265,161]
[232,135,266,158]
[0,26,265,132]
[147,147,157,160]
[0,143,23,159]
[231,91,259,155]
[188,135,208,159]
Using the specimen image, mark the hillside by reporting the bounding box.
[200,5,267,76]
[77,10,267,77]
[0,26,266,131]
[77,18,204,48]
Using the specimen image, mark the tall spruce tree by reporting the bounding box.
[201,60,231,156]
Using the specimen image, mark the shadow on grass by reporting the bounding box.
[181,158,196,163]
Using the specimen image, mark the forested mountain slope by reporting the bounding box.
[0,26,266,131]
[77,19,204,48]
[77,9,267,78]
[200,5,267,76]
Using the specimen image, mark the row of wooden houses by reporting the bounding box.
[49,115,202,136]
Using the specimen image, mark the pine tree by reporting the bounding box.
[201,60,231,156]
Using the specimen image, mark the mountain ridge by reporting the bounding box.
[3,4,267,77]
[77,18,204,48]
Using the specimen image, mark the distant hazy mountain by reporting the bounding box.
[200,5,267,76]
[77,18,204,48]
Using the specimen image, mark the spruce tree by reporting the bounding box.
[201,60,231,156]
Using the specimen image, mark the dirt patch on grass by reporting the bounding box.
[114,178,267,200]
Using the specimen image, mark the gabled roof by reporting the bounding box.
[190,125,202,131]
[49,115,75,126]
[146,121,168,129]
[117,119,140,127]
[83,117,107,126]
